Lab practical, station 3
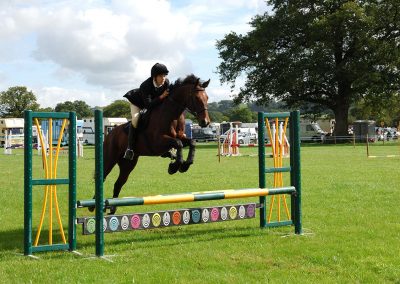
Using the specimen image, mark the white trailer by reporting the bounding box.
[0,118,24,148]
[82,117,128,144]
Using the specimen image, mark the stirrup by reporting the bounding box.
[123,149,135,160]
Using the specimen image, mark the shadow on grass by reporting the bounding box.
[0,229,24,252]
[0,228,71,253]
[76,224,285,251]
[0,224,292,256]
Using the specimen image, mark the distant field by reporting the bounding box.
[0,142,399,283]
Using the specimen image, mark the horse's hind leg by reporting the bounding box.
[109,157,138,214]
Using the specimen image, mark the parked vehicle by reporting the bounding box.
[191,128,216,142]
[299,121,327,142]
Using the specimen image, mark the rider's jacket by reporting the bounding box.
[123,77,170,110]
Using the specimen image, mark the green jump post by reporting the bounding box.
[24,111,77,256]
[258,112,267,228]
[68,112,77,251]
[290,110,302,234]
[94,109,104,257]
[24,110,33,256]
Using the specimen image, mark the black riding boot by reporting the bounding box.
[123,124,136,160]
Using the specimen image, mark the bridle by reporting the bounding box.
[167,85,208,116]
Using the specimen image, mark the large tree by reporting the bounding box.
[103,100,130,118]
[216,0,400,136]
[55,100,93,119]
[0,86,40,117]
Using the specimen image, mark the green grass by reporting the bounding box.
[0,142,400,283]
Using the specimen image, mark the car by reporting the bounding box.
[191,128,216,142]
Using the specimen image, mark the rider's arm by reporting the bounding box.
[140,79,169,109]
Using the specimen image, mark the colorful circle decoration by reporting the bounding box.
[152,213,161,227]
[247,204,255,217]
[121,216,129,230]
[191,210,201,223]
[86,218,96,234]
[109,216,119,231]
[103,218,107,232]
[172,211,181,225]
[163,212,171,226]
[211,207,219,222]
[238,205,246,219]
[142,214,150,228]
[131,214,141,229]
[182,210,190,224]
[202,208,210,222]
[220,207,228,221]
[229,207,237,219]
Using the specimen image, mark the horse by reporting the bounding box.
[90,74,210,214]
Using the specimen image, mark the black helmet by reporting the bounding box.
[151,63,169,77]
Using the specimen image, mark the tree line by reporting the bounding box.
[1,85,399,127]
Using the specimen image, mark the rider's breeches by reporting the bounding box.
[130,104,140,128]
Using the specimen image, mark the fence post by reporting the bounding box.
[68,112,77,251]
[258,112,266,227]
[95,110,104,257]
[24,110,33,255]
[290,110,302,234]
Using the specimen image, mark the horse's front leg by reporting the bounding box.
[179,138,196,173]
[167,138,184,175]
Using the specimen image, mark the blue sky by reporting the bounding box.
[0,0,270,108]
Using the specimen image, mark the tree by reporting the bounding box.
[103,100,130,118]
[0,86,39,117]
[217,1,400,136]
[224,106,254,122]
[55,100,93,119]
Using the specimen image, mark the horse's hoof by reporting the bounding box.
[168,162,179,175]
[88,206,95,212]
[179,161,191,173]
[109,205,117,215]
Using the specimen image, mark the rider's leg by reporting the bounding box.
[124,104,140,160]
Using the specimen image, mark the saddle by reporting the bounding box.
[123,109,151,134]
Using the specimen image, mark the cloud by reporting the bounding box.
[35,86,110,108]
[0,0,271,107]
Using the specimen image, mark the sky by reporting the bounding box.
[0,0,271,108]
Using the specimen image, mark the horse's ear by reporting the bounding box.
[201,79,210,88]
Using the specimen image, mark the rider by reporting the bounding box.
[123,63,170,160]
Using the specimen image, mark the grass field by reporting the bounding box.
[0,142,399,283]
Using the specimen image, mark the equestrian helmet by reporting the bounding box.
[151,63,169,77]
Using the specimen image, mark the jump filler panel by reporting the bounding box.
[78,203,256,235]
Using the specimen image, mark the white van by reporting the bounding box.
[300,121,327,142]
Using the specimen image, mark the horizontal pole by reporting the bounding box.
[265,167,291,173]
[262,112,291,119]
[31,243,70,253]
[30,112,71,119]
[264,220,293,227]
[104,187,296,207]
[32,178,69,186]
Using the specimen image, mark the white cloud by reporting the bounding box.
[35,86,110,108]
[0,0,271,107]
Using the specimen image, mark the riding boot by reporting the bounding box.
[123,124,136,160]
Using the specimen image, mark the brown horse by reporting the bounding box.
[90,74,210,214]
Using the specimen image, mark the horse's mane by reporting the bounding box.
[169,74,199,91]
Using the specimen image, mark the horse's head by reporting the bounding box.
[189,78,210,127]
[169,75,211,127]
